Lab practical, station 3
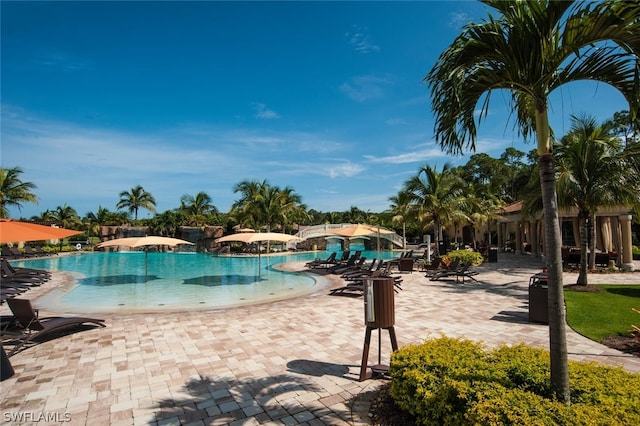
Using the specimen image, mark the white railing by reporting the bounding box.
[295,223,404,248]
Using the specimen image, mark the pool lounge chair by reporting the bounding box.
[430,261,479,283]
[305,252,338,269]
[5,298,106,355]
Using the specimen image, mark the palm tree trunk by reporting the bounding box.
[536,107,570,403]
[578,213,589,285]
[434,217,441,256]
[588,213,597,270]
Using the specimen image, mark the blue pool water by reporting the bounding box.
[14,250,395,313]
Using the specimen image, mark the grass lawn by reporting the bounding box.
[565,285,640,342]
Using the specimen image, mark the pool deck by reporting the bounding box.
[1,252,639,425]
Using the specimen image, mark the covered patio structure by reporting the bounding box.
[495,201,636,271]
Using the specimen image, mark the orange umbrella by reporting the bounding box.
[0,219,81,244]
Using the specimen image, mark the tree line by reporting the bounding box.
[1,110,637,246]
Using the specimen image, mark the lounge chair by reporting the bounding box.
[305,252,338,269]
[1,246,23,260]
[430,261,478,283]
[23,246,40,257]
[426,257,460,278]
[329,255,364,274]
[1,261,46,285]
[5,298,106,355]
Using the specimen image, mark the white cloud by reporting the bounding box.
[327,162,365,178]
[340,75,393,102]
[364,147,449,164]
[345,25,380,54]
[252,103,280,119]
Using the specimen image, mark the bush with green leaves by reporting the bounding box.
[443,249,485,266]
[389,336,640,425]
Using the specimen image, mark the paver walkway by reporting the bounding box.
[1,252,639,425]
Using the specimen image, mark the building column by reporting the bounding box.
[530,220,539,257]
[619,214,635,272]
[515,222,522,255]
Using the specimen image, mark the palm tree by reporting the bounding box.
[403,163,466,256]
[230,179,266,229]
[51,204,80,229]
[425,0,640,402]
[116,185,157,221]
[180,191,217,226]
[0,167,38,218]
[556,114,640,284]
[231,180,305,233]
[389,191,414,249]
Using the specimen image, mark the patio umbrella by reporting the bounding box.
[95,236,194,278]
[329,224,395,260]
[215,232,301,271]
[0,219,82,244]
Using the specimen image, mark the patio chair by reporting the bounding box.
[1,261,46,285]
[426,257,459,278]
[430,260,478,283]
[305,252,337,269]
[5,298,106,355]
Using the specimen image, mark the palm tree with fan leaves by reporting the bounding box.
[425,0,640,402]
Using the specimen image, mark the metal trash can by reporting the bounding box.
[1,343,14,381]
[488,248,498,263]
[528,273,548,324]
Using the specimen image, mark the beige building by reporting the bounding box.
[492,201,636,271]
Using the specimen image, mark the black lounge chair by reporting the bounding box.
[430,260,478,283]
[305,252,338,269]
[5,298,106,355]
[426,257,460,278]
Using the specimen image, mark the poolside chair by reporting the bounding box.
[329,255,365,274]
[426,257,460,278]
[1,261,46,285]
[5,298,106,355]
[305,252,337,269]
[430,260,476,282]
[1,246,23,260]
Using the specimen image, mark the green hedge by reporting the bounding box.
[389,336,640,425]
[444,250,485,266]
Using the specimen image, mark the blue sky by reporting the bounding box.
[1,1,630,220]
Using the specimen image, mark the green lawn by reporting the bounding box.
[564,285,640,342]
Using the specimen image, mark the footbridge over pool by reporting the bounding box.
[294,223,405,249]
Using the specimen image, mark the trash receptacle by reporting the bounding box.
[488,248,498,263]
[1,343,14,381]
[528,274,548,324]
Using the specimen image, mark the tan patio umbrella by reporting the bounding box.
[95,236,194,278]
[95,236,194,249]
[329,224,396,260]
[215,232,302,272]
[0,219,81,244]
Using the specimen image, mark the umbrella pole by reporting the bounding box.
[144,249,148,281]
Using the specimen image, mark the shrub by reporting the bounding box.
[444,250,484,266]
[389,336,640,425]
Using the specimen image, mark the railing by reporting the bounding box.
[295,223,405,248]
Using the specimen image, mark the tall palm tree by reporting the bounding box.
[180,191,217,226]
[389,190,414,249]
[50,204,80,230]
[403,163,466,256]
[556,114,640,284]
[230,179,266,229]
[0,167,38,218]
[426,0,640,401]
[116,185,157,221]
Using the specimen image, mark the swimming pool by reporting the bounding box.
[13,250,394,313]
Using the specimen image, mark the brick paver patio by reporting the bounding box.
[1,252,639,425]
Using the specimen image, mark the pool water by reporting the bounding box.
[14,250,394,313]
